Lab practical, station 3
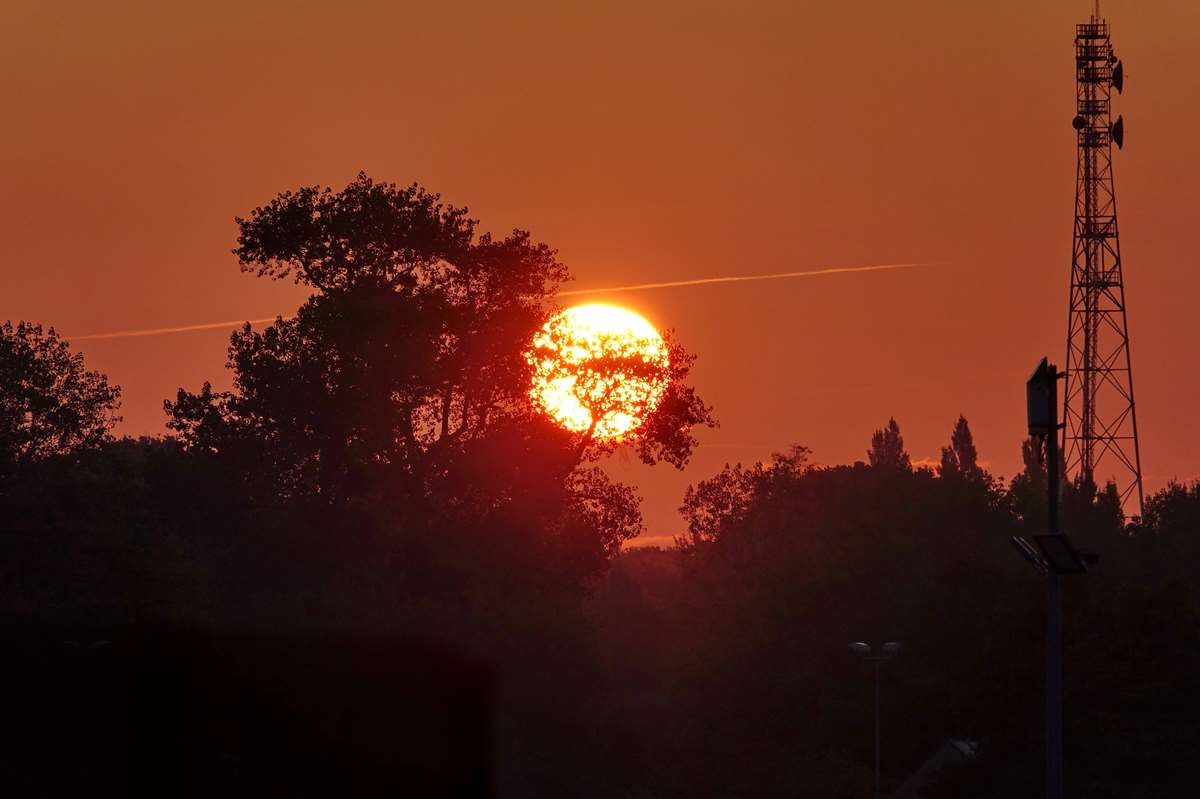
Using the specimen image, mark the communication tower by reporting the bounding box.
[1062,6,1144,516]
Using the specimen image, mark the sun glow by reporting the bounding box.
[527,304,670,440]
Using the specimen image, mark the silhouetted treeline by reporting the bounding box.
[4,416,1198,795]
[591,424,1200,797]
[3,176,1198,796]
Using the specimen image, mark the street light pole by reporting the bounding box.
[874,658,881,799]
[1044,368,1064,799]
[1023,357,1087,799]
[850,641,901,799]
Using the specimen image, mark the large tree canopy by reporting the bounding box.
[167,173,713,583]
[0,321,120,465]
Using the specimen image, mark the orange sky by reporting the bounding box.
[3,1,1198,543]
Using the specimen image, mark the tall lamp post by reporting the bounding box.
[849,641,902,799]
[1013,358,1097,799]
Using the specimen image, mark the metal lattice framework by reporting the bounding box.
[1062,12,1144,517]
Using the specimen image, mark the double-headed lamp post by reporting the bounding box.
[849,641,902,799]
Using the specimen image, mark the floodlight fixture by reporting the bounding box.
[881,642,902,657]
[1011,535,1049,575]
[1034,534,1090,575]
[849,642,871,656]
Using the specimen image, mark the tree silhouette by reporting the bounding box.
[670,427,1025,797]
[938,415,983,483]
[1008,435,1050,529]
[166,174,713,600]
[678,444,811,551]
[0,321,120,465]
[868,417,911,470]
[169,175,569,500]
[1142,479,1200,539]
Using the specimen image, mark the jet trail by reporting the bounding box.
[73,317,283,341]
[70,262,930,341]
[557,261,928,296]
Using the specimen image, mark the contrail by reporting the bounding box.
[558,261,928,296]
[73,317,284,341]
[70,262,930,341]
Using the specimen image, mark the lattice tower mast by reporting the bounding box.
[1062,5,1144,516]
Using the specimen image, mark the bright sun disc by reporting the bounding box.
[527,304,670,440]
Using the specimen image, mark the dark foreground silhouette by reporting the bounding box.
[2,620,491,796]
[3,176,1199,796]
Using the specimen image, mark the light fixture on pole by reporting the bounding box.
[849,641,902,799]
[1016,357,1097,799]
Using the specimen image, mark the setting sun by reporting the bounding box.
[527,304,670,440]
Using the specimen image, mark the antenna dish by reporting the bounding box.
[1112,60,1124,94]
[1111,115,1124,149]
[1072,115,1087,131]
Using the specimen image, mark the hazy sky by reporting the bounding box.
[4,1,1198,543]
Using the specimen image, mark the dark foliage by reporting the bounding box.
[868,416,911,470]
[163,175,713,614]
[1,176,720,796]
[597,417,1199,797]
[6,391,1200,796]
[0,321,120,466]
